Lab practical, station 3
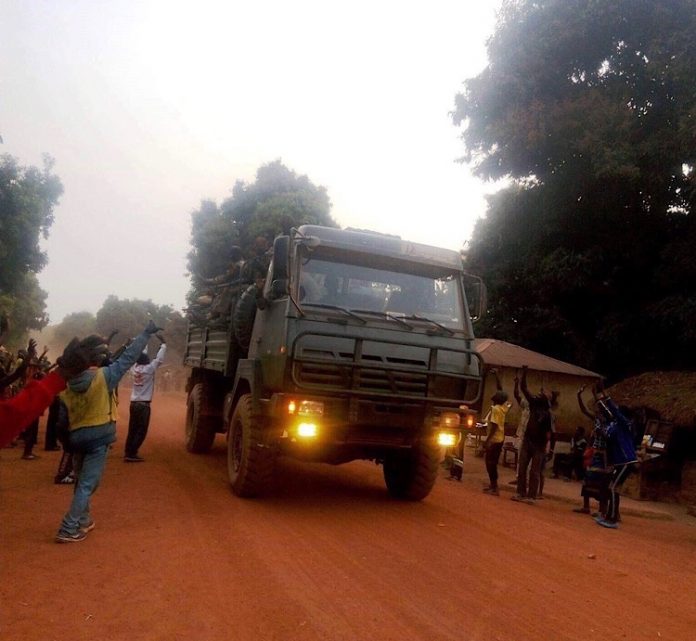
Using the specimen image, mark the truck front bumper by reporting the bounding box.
[266,392,476,451]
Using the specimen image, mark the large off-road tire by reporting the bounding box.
[227,394,275,497]
[185,383,217,453]
[383,441,441,500]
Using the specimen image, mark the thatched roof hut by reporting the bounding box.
[607,371,696,428]
[607,372,696,504]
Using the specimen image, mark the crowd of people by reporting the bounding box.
[1,337,55,459]
[476,364,638,530]
[0,314,168,542]
[2,299,642,543]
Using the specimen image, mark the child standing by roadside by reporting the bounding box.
[483,369,511,496]
[573,384,611,518]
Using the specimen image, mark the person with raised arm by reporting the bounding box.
[0,315,107,448]
[54,320,163,543]
[510,365,552,504]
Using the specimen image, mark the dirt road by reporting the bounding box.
[2,392,696,641]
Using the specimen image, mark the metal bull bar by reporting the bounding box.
[290,330,483,406]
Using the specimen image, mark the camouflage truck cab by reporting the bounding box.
[184,225,485,499]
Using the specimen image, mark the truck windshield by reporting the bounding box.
[298,256,467,331]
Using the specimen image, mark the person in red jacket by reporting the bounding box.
[0,370,68,447]
[0,314,107,448]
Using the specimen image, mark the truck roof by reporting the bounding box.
[296,225,463,272]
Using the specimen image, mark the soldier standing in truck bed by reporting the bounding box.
[201,246,244,322]
[240,236,271,286]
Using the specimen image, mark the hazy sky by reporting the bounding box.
[1,0,501,323]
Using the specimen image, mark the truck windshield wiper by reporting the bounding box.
[302,302,367,324]
[401,314,454,335]
[349,309,414,330]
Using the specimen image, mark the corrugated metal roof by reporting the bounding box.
[474,338,601,378]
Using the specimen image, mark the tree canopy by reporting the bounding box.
[0,154,63,345]
[49,298,188,361]
[187,160,335,299]
[95,296,186,356]
[454,0,696,379]
[52,311,97,347]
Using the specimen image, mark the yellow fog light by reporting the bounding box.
[437,431,457,447]
[440,412,460,429]
[297,422,318,438]
[465,414,475,428]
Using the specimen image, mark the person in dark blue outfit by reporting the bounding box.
[594,383,637,529]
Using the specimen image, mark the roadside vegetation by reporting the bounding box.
[454,0,696,379]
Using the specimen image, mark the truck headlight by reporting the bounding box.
[299,400,324,416]
[440,411,460,429]
[437,432,457,447]
[288,400,324,416]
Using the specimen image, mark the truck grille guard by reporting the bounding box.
[290,330,483,406]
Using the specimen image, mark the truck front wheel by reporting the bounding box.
[185,383,216,453]
[227,394,275,497]
[383,441,440,500]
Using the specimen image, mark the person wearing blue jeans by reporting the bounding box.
[55,321,162,543]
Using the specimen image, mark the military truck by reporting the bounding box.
[184,225,485,499]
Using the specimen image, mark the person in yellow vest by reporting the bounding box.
[55,320,162,543]
[482,368,511,496]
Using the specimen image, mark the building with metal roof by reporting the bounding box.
[474,338,601,378]
[474,338,601,438]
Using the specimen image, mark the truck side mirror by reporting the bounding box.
[269,279,289,300]
[463,274,487,323]
[271,235,290,282]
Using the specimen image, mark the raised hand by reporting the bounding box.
[144,320,164,335]
[56,337,109,380]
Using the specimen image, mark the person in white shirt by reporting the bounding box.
[124,333,166,462]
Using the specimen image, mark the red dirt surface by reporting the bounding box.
[2,392,696,641]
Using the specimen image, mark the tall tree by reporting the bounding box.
[187,160,335,301]
[53,311,97,346]
[95,296,172,347]
[453,0,696,378]
[187,199,240,284]
[0,273,49,346]
[161,310,188,360]
[0,154,63,343]
[48,299,187,362]
[220,160,334,251]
